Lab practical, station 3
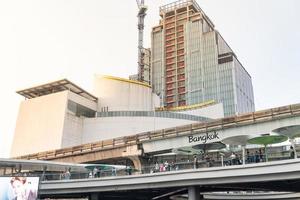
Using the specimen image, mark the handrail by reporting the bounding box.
[6,154,298,182]
[14,103,300,160]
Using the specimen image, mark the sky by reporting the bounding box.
[0,0,299,158]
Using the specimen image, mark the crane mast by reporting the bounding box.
[136,0,147,83]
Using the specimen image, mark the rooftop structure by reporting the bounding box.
[17,79,98,102]
[159,0,214,27]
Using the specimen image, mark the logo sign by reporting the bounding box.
[188,131,220,144]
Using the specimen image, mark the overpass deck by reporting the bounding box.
[40,158,300,196]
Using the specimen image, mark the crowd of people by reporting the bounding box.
[246,149,265,163]
[150,154,214,173]
[150,148,277,172]
[60,169,71,180]
[151,161,179,173]
[56,146,297,179]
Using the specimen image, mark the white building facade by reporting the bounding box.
[11,76,223,157]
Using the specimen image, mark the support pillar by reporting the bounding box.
[264,145,268,162]
[242,145,246,165]
[122,144,143,173]
[128,156,142,172]
[90,193,101,200]
[128,156,149,174]
[41,166,47,181]
[188,186,202,200]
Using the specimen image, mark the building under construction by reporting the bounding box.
[151,0,255,116]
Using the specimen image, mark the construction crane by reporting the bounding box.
[136,0,147,82]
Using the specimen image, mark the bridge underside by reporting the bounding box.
[39,179,300,200]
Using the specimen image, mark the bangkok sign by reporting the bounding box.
[188,131,219,144]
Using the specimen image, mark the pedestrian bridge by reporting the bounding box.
[39,159,300,199]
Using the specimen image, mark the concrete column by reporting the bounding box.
[128,156,142,172]
[242,145,246,165]
[188,186,201,200]
[90,193,101,200]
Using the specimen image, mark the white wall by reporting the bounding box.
[11,91,68,157]
[94,75,157,111]
[61,112,84,148]
[61,91,97,148]
[81,117,196,144]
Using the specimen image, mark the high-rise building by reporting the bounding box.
[151,0,255,116]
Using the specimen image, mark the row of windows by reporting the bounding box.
[96,111,210,122]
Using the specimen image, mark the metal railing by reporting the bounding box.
[159,0,204,14]
[16,103,300,161]
[7,152,298,182]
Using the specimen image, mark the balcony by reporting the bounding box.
[178,86,186,94]
[166,52,176,59]
[178,61,185,68]
[165,34,176,41]
[177,74,185,81]
[166,83,176,90]
[166,70,176,77]
[166,64,176,71]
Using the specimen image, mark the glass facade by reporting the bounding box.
[67,100,96,118]
[219,62,235,116]
[233,57,255,114]
[152,29,164,102]
[151,0,255,116]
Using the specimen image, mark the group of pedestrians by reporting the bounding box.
[246,149,265,163]
[88,167,102,178]
[60,169,71,180]
[229,153,242,165]
[152,161,178,173]
[193,154,212,168]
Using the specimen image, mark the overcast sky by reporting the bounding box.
[0,0,299,158]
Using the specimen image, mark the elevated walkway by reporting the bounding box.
[40,159,300,197]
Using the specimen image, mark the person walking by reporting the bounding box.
[112,167,117,176]
[164,161,169,171]
[154,162,159,173]
[255,151,260,163]
[259,149,264,162]
[290,146,295,159]
[246,150,250,163]
[93,167,98,178]
[159,162,164,172]
[127,166,132,175]
[64,169,71,180]
[230,153,236,165]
